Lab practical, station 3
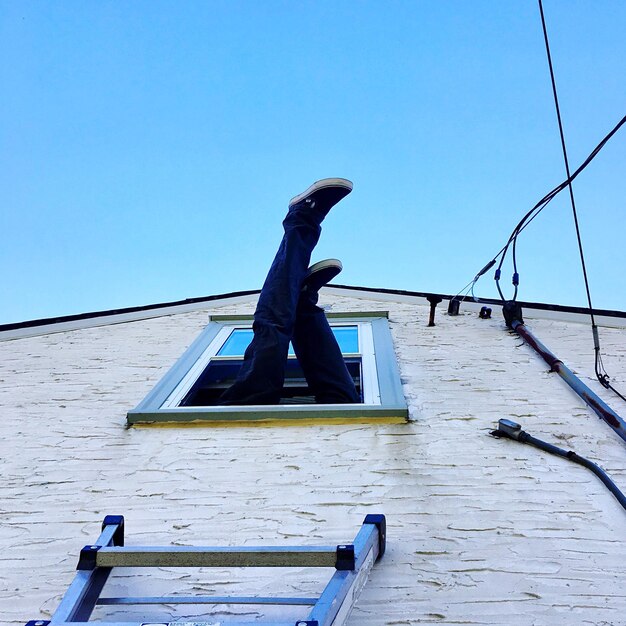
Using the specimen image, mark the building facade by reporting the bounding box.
[2,287,625,625]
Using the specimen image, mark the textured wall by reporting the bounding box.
[1,293,625,625]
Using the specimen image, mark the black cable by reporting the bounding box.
[491,420,626,512]
[524,433,626,510]
[484,111,626,302]
[491,113,626,303]
[607,381,626,404]
[457,109,625,315]
[538,0,622,397]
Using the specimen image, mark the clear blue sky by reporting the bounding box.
[2,1,625,324]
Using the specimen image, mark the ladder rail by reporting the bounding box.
[306,517,381,626]
[51,521,122,623]
[26,514,386,626]
[47,622,297,626]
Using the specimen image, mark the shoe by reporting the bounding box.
[288,178,353,214]
[302,259,343,293]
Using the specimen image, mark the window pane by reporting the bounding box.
[217,325,359,357]
[217,329,254,356]
[333,326,359,353]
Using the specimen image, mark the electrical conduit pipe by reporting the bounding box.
[502,302,626,444]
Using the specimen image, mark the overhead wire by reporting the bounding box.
[494,114,626,300]
[537,0,622,398]
[451,277,477,304]
[454,3,626,401]
[463,111,626,303]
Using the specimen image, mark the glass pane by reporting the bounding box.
[333,326,359,353]
[217,325,358,357]
[217,329,254,356]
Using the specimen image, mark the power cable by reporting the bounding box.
[454,2,626,402]
[457,121,626,401]
[464,111,626,303]
[538,0,623,400]
[491,419,626,512]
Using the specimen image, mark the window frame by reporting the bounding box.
[127,311,407,425]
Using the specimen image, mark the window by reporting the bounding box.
[128,311,407,425]
[169,324,367,406]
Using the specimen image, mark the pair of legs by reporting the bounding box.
[219,179,360,405]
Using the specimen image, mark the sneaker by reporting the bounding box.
[302,259,343,293]
[288,178,353,214]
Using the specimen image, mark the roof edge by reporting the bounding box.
[0,289,260,333]
[329,284,626,319]
[2,284,625,338]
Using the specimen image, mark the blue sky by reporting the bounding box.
[2,1,625,324]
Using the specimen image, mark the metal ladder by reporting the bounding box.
[26,513,386,626]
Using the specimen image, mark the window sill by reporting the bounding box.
[127,403,408,426]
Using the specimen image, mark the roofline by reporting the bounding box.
[0,289,260,332]
[0,290,262,341]
[2,284,625,340]
[329,284,626,319]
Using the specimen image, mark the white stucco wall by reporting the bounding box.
[1,292,625,625]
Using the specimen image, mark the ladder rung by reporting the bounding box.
[94,546,338,568]
[97,595,317,605]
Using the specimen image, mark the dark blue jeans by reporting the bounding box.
[219,202,359,405]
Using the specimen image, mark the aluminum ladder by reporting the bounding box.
[26,513,386,626]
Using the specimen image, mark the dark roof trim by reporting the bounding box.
[0,289,260,332]
[2,284,625,333]
[330,284,626,319]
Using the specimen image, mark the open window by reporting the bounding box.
[128,311,407,425]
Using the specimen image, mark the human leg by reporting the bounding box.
[291,262,360,404]
[219,179,353,405]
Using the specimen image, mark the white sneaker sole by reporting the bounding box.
[306,258,343,278]
[288,178,353,208]
[302,259,343,293]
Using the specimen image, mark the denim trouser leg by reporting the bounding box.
[219,205,323,405]
[292,291,361,404]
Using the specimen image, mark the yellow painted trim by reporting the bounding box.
[132,416,407,429]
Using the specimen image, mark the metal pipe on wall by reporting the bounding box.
[509,318,626,444]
